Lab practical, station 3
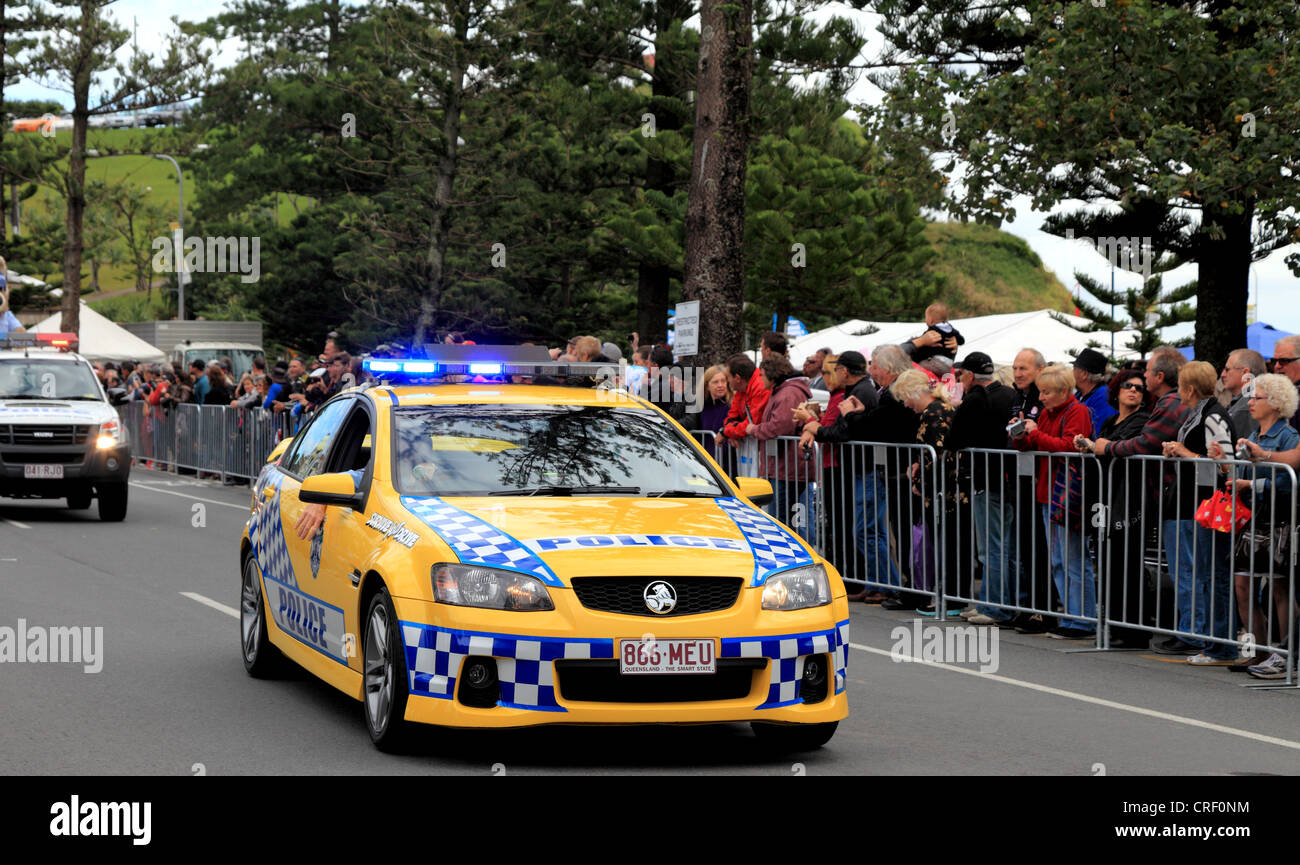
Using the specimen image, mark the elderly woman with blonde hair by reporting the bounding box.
[1156,360,1238,663]
[1010,363,1097,638]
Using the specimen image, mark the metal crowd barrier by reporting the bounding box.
[698,428,1296,687]
[117,401,293,481]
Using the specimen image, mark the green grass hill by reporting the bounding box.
[924,221,1074,316]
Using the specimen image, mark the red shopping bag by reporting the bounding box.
[1194,489,1251,533]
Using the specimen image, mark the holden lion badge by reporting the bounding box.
[643,581,677,614]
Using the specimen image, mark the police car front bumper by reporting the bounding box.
[390,592,851,729]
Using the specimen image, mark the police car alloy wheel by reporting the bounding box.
[240,556,284,677]
[363,588,412,750]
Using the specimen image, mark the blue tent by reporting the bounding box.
[1177,321,1296,361]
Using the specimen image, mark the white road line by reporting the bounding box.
[129,482,249,510]
[850,642,1300,752]
[2,518,32,529]
[181,591,240,619]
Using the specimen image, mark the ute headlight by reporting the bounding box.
[97,419,123,449]
[432,563,554,611]
[761,564,831,611]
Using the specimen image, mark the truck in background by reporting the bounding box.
[119,321,265,378]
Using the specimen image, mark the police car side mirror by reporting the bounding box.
[299,472,363,509]
[106,387,128,406]
[734,476,773,507]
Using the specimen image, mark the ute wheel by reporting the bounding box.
[66,486,92,510]
[751,721,839,753]
[241,556,286,677]
[97,482,128,521]
[363,587,415,752]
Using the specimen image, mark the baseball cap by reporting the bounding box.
[309,368,328,379]
[1073,348,1108,375]
[601,341,623,362]
[837,350,867,375]
[957,351,994,375]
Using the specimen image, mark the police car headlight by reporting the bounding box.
[97,419,123,449]
[432,563,554,612]
[761,564,831,611]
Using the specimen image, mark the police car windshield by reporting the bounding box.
[0,359,101,401]
[392,405,727,497]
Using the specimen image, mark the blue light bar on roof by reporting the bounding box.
[469,362,502,375]
[403,361,437,374]
[367,360,400,373]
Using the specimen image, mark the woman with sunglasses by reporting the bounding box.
[1076,370,1155,647]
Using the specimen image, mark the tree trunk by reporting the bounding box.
[1193,205,1251,369]
[681,0,752,367]
[60,1,94,335]
[413,0,468,350]
[637,9,684,348]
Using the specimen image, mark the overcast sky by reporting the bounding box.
[10,0,1297,338]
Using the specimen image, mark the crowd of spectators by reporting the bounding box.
[91,319,1300,678]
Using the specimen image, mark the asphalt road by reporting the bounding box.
[2,467,1299,776]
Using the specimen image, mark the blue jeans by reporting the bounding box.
[1161,519,1235,657]
[1040,504,1097,633]
[853,472,902,590]
[973,490,1016,620]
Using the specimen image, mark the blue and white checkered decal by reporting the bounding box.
[715,497,814,586]
[721,619,850,709]
[399,621,848,712]
[399,496,562,586]
[250,468,296,589]
[400,622,614,711]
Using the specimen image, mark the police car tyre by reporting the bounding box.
[66,486,92,510]
[241,556,285,677]
[364,588,414,751]
[750,721,838,752]
[97,482,127,521]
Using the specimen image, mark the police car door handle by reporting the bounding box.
[349,569,361,587]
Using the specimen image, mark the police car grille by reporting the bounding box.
[569,577,743,617]
[555,658,763,703]
[0,425,92,446]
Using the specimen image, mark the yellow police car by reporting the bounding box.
[238,346,849,751]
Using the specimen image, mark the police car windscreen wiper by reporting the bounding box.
[489,485,642,496]
[0,393,48,399]
[647,489,722,496]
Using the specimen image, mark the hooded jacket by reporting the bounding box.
[753,375,813,481]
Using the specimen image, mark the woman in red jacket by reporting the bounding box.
[1012,364,1097,639]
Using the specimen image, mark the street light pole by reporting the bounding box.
[153,154,185,320]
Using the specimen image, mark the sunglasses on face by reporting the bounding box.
[1120,382,1146,392]
[1272,357,1299,366]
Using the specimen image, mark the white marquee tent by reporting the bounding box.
[31,302,166,364]
[787,309,1144,368]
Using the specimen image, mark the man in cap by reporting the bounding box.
[800,350,900,602]
[1073,347,1116,437]
[948,351,1020,624]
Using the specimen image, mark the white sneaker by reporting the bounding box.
[967,613,999,625]
[958,607,979,619]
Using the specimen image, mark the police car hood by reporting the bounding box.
[397,495,814,584]
[0,400,116,425]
